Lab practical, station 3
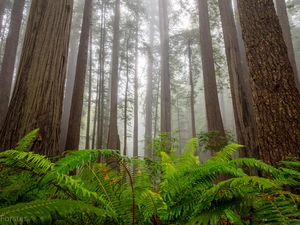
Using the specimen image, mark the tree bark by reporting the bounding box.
[0,0,25,129]
[188,38,196,139]
[0,0,73,156]
[158,0,171,135]
[65,0,92,150]
[237,0,300,166]
[218,0,259,159]
[275,0,300,91]
[107,0,121,152]
[197,0,226,152]
[144,0,155,157]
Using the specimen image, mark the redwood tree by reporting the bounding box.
[237,0,300,166]
[0,0,73,156]
[65,0,92,151]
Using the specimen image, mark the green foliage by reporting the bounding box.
[1,130,300,224]
[198,130,234,152]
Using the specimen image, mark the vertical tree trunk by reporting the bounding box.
[65,0,92,150]
[59,2,83,153]
[123,37,129,156]
[133,1,139,157]
[158,0,171,135]
[107,0,121,152]
[85,24,93,149]
[197,0,226,152]
[275,0,300,91]
[237,0,300,166]
[96,0,107,150]
[0,0,25,129]
[0,0,73,156]
[188,38,196,139]
[144,0,155,157]
[218,0,259,159]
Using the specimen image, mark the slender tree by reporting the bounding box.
[0,0,26,129]
[237,0,300,166]
[197,0,226,154]
[144,0,155,157]
[107,0,121,152]
[133,0,139,157]
[65,0,92,151]
[158,0,171,135]
[275,0,300,91]
[0,0,73,156]
[188,37,196,139]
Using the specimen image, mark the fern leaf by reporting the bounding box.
[176,138,198,170]
[15,128,40,151]
[0,199,106,224]
[224,209,244,225]
[208,143,243,163]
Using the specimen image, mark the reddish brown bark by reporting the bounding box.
[237,0,300,166]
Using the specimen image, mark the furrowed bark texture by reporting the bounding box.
[237,0,300,166]
[0,0,73,156]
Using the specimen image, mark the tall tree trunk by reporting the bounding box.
[123,37,129,156]
[85,24,93,149]
[133,1,139,157]
[107,0,121,153]
[218,0,259,159]
[65,0,92,150]
[188,38,196,139]
[237,0,300,166]
[275,0,300,91]
[59,2,83,153]
[96,0,107,150]
[197,0,226,153]
[158,0,171,135]
[0,0,73,156]
[0,0,25,129]
[144,0,155,157]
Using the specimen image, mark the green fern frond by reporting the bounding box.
[52,150,99,174]
[224,209,244,225]
[0,199,106,225]
[160,151,176,178]
[15,128,40,152]
[176,138,198,170]
[208,143,243,163]
[253,195,300,224]
[0,150,53,174]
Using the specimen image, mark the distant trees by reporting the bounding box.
[0,0,73,155]
[65,0,92,151]
[0,0,25,128]
[237,0,300,166]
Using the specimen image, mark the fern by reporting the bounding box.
[14,128,40,152]
[0,199,106,225]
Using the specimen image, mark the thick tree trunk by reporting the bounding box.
[275,0,300,91]
[107,0,121,152]
[0,0,25,129]
[144,0,155,157]
[158,0,171,135]
[197,0,226,152]
[218,0,259,159]
[237,0,300,166]
[65,0,92,150]
[0,0,73,156]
